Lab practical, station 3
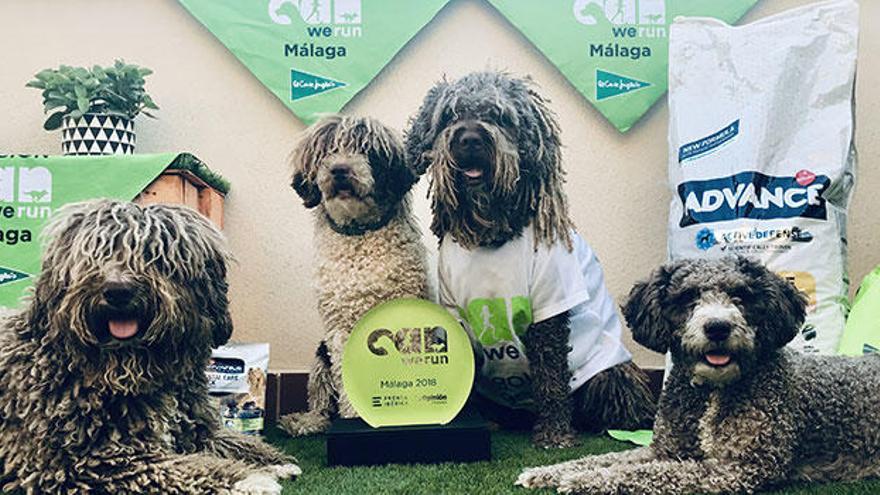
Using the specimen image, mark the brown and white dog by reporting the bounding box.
[519,257,880,494]
[279,115,431,435]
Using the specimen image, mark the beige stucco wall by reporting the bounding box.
[0,0,876,371]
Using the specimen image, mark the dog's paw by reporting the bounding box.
[278,412,330,437]
[532,427,579,449]
[231,472,283,495]
[337,398,358,419]
[516,466,563,489]
[230,463,300,494]
[266,463,301,480]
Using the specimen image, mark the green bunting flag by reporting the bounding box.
[0,154,178,308]
[487,0,759,133]
[179,0,451,124]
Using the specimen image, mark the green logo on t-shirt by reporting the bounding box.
[459,297,533,345]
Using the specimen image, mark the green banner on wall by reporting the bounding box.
[0,153,177,308]
[487,0,758,133]
[179,0,451,124]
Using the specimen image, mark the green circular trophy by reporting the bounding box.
[342,298,475,428]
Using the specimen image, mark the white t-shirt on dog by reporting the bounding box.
[439,226,632,410]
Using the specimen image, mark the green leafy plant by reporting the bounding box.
[26,60,159,131]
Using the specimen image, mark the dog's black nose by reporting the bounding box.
[458,129,483,149]
[704,320,732,342]
[330,165,351,179]
[103,281,136,307]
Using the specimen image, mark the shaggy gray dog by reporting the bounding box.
[406,72,655,448]
[518,257,880,494]
[279,115,430,435]
[0,200,299,494]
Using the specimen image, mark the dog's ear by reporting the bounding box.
[290,116,343,208]
[372,147,417,205]
[159,205,235,347]
[623,263,678,354]
[517,77,573,247]
[521,83,562,171]
[201,274,233,347]
[24,200,107,332]
[196,246,234,347]
[364,118,418,204]
[735,257,806,350]
[291,170,322,208]
[405,79,451,175]
[209,280,234,347]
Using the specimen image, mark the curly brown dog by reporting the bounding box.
[279,115,431,436]
[519,257,880,494]
[0,200,298,494]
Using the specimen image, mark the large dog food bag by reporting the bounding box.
[207,343,270,435]
[667,0,859,355]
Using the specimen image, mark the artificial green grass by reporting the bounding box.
[265,427,880,494]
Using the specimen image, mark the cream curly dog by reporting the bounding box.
[279,115,430,435]
[518,257,880,494]
[0,200,299,494]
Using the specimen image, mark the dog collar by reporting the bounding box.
[325,207,397,236]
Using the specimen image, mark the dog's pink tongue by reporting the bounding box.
[705,353,731,366]
[108,320,139,340]
[464,169,483,178]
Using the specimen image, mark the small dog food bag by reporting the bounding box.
[207,343,270,435]
[667,0,859,355]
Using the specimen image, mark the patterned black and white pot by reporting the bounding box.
[61,114,136,156]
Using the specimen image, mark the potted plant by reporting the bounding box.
[26,60,159,156]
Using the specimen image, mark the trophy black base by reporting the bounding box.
[325,406,491,466]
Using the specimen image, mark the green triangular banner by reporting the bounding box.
[179,0,451,124]
[487,0,759,133]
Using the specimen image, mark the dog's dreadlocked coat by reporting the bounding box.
[0,200,298,494]
[405,71,655,448]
